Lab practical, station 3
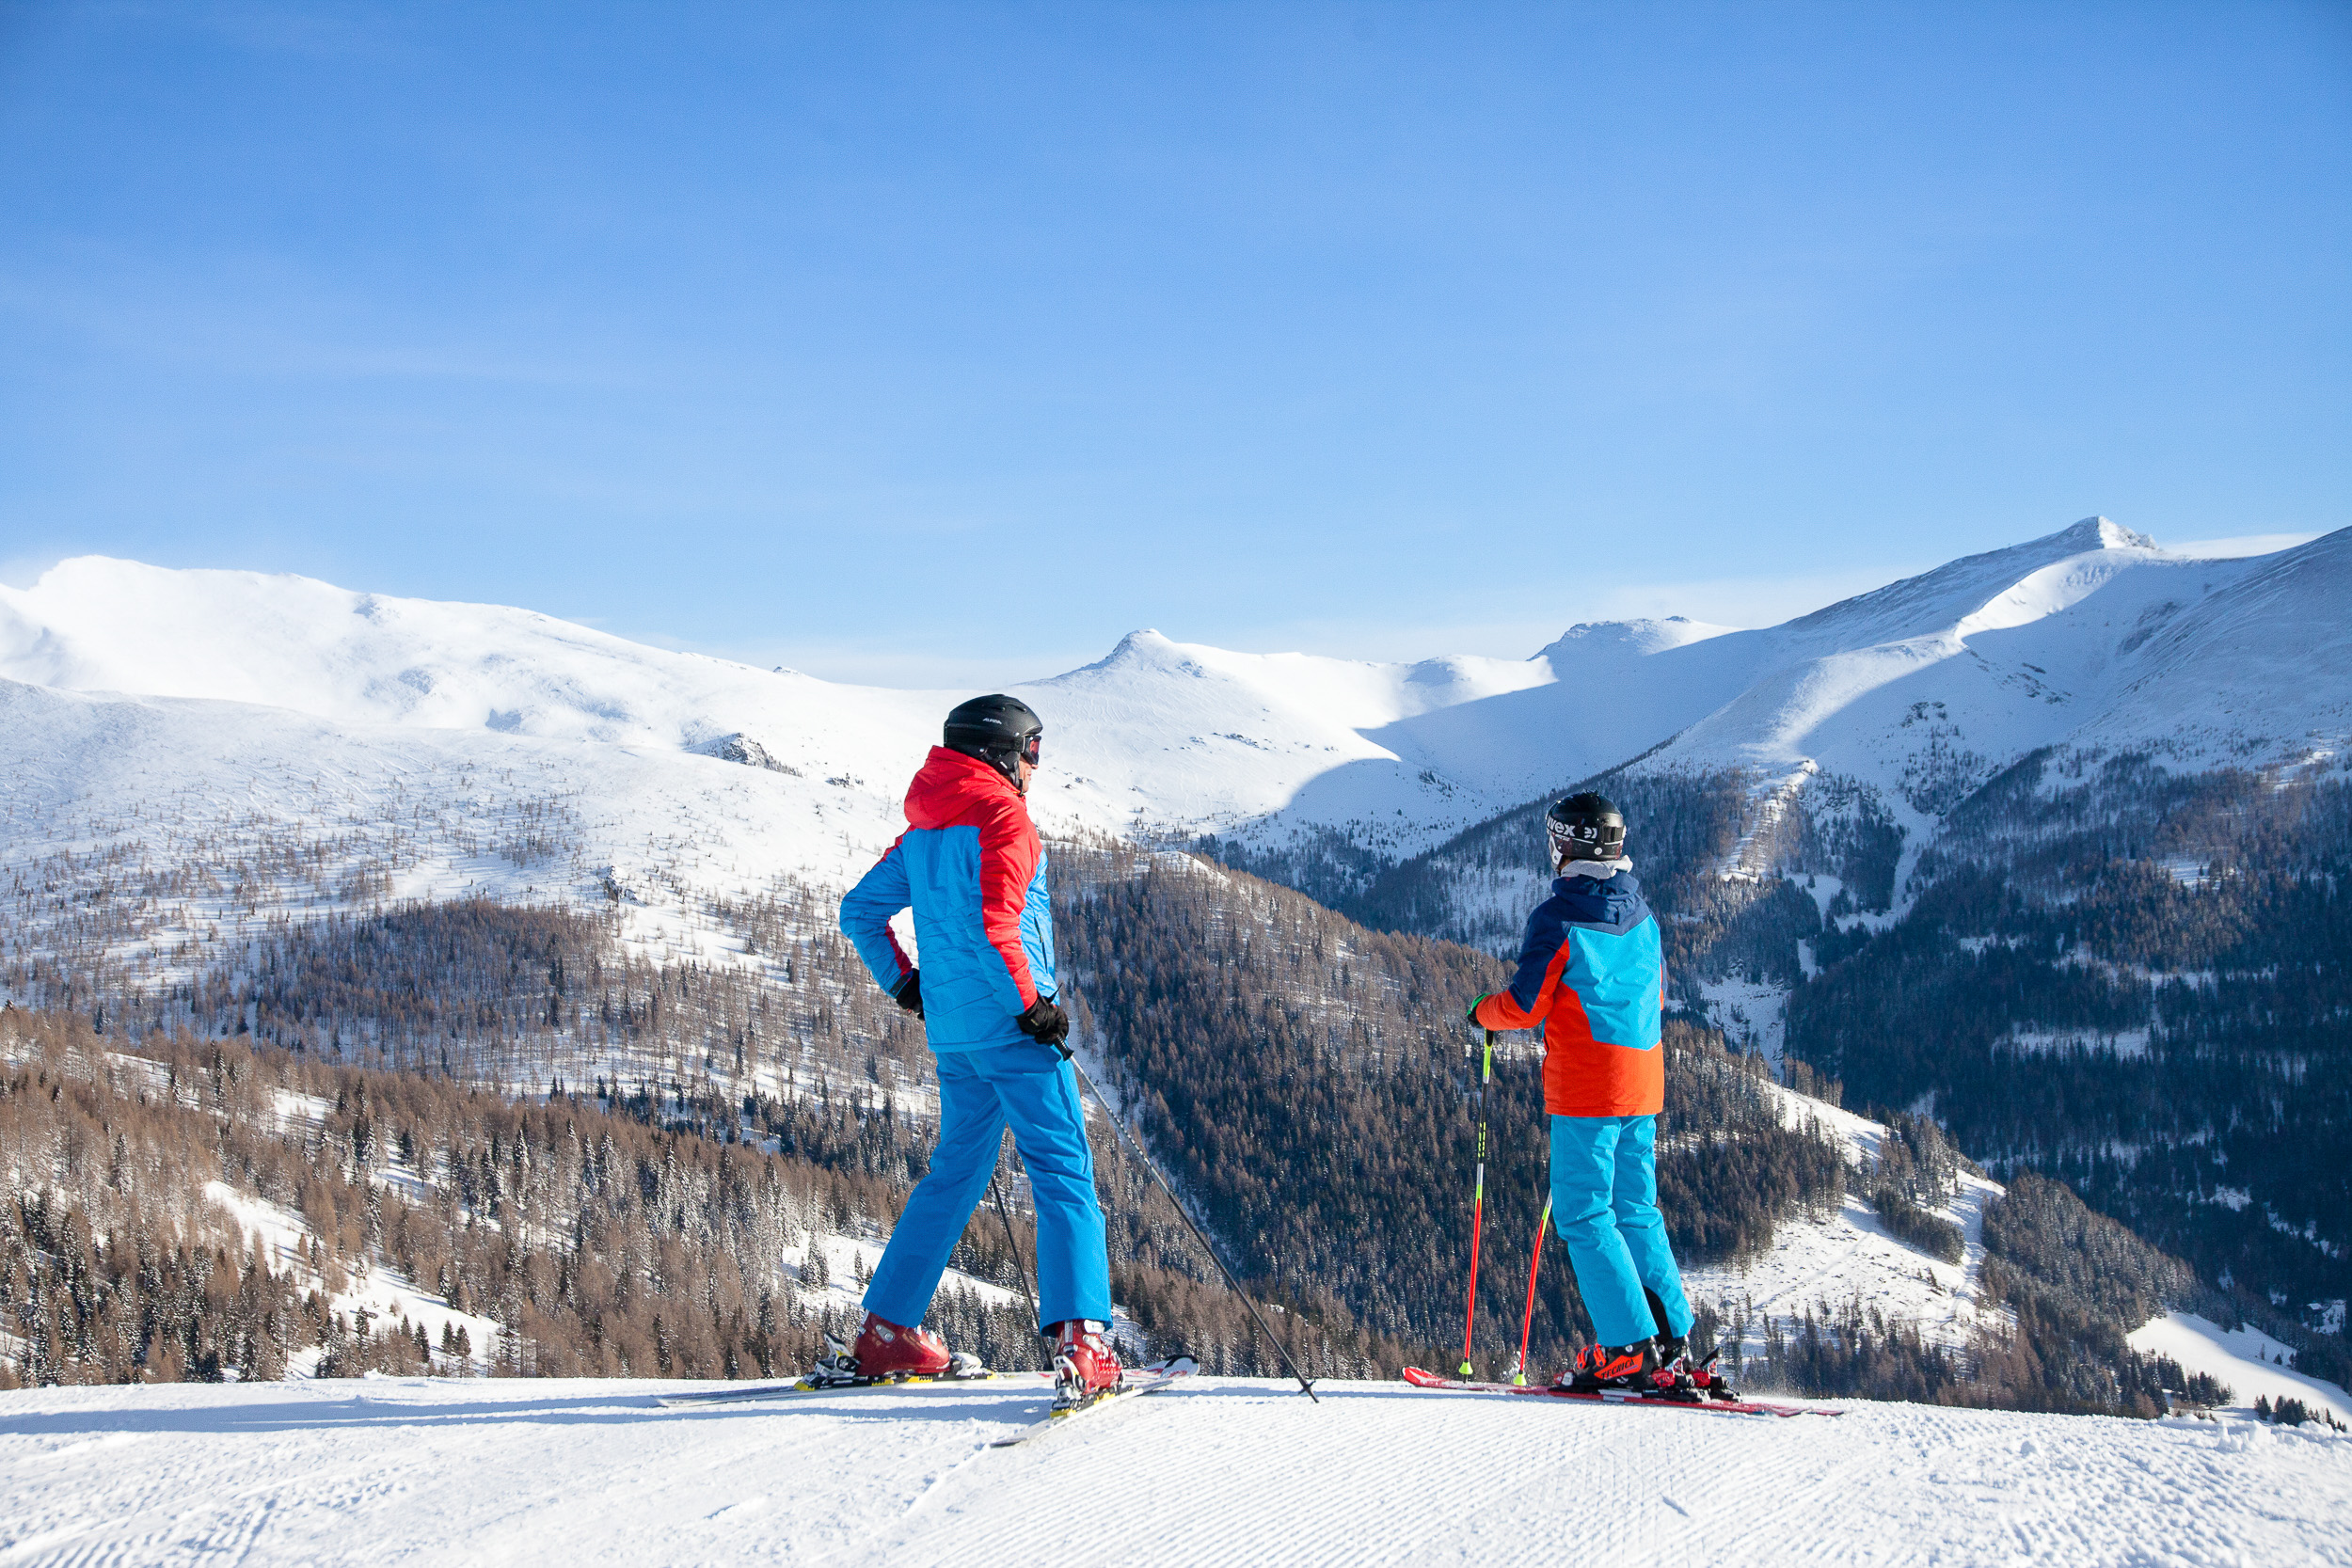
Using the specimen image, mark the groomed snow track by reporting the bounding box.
[3,1375,2345,1565]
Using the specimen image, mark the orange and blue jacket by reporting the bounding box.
[1471,870,1665,1117]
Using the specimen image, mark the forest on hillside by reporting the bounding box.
[1052,842,1846,1361]
[1,792,2240,1411]
[1054,842,2217,1413]
[1327,748,2351,1389]
[1788,756,2352,1384]
[1,1008,1390,1389]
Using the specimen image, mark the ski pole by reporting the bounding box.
[1512,1196,1551,1386]
[1459,1028,1493,1377]
[1058,1042,1319,1402]
[988,1158,1042,1336]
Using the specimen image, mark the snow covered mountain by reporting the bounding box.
[5,519,2341,1092]
[0,559,1554,899]
[5,518,2338,915]
[9,533,2347,1450]
[1375,517,2348,817]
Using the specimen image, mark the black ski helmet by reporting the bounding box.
[943,693,1043,786]
[1545,792,1627,867]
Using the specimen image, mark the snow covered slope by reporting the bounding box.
[1017,627,1550,848]
[1683,1085,2007,1359]
[2131,1313,2352,1427]
[2084,524,2352,768]
[1635,518,2352,800]
[4,520,2339,910]
[1389,518,2348,819]
[2,518,2340,1016]
[0,561,1555,886]
[3,1374,2346,1566]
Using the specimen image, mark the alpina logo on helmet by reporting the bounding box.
[942,693,1044,789]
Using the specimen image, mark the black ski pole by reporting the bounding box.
[988,1158,1043,1336]
[1058,1043,1318,1402]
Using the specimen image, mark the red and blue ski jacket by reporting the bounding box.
[838,746,1057,1053]
[1471,870,1665,1117]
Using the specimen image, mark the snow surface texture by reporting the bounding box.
[3,1375,2347,1566]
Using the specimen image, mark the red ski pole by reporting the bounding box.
[1512,1196,1551,1386]
[1457,1029,1494,1377]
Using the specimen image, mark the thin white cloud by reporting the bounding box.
[2157,531,2324,560]
[1582,565,1926,631]
[630,626,1085,691]
[668,562,1934,689]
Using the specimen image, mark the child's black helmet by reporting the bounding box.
[1545,792,1627,867]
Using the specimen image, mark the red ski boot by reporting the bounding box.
[1557,1339,1657,1394]
[1048,1320,1123,1407]
[850,1312,952,1380]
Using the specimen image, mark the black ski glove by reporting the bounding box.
[1464,991,1496,1029]
[1016,993,1070,1052]
[891,970,923,1020]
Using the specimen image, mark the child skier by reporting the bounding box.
[836,694,1121,1403]
[1464,792,1700,1394]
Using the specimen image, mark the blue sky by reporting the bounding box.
[2,2,2345,686]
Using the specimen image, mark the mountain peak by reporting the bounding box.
[1107,628,1174,659]
[1534,616,1737,662]
[1066,628,1182,676]
[2054,516,2157,553]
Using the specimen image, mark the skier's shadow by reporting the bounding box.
[0,1386,1063,1439]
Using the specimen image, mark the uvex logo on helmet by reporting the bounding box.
[1545,792,1627,866]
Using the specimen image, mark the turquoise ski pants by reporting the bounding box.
[864,1038,1111,1332]
[1550,1113,1695,1347]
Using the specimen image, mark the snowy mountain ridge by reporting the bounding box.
[1383,517,2348,824]
[3,517,2341,918]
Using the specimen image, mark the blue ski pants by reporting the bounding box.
[863,1038,1111,1333]
[1550,1113,1695,1348]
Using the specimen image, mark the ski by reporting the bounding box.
[988,1355,1199,1447]
[654,1367,1031,1408]
[1401,1365,1839,1418]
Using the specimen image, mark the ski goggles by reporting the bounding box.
[1016,734,1041,766]
[1548,822,1625,859]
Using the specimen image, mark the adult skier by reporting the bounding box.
[835,694,1121,1403]
[1463,792,1699,1394]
